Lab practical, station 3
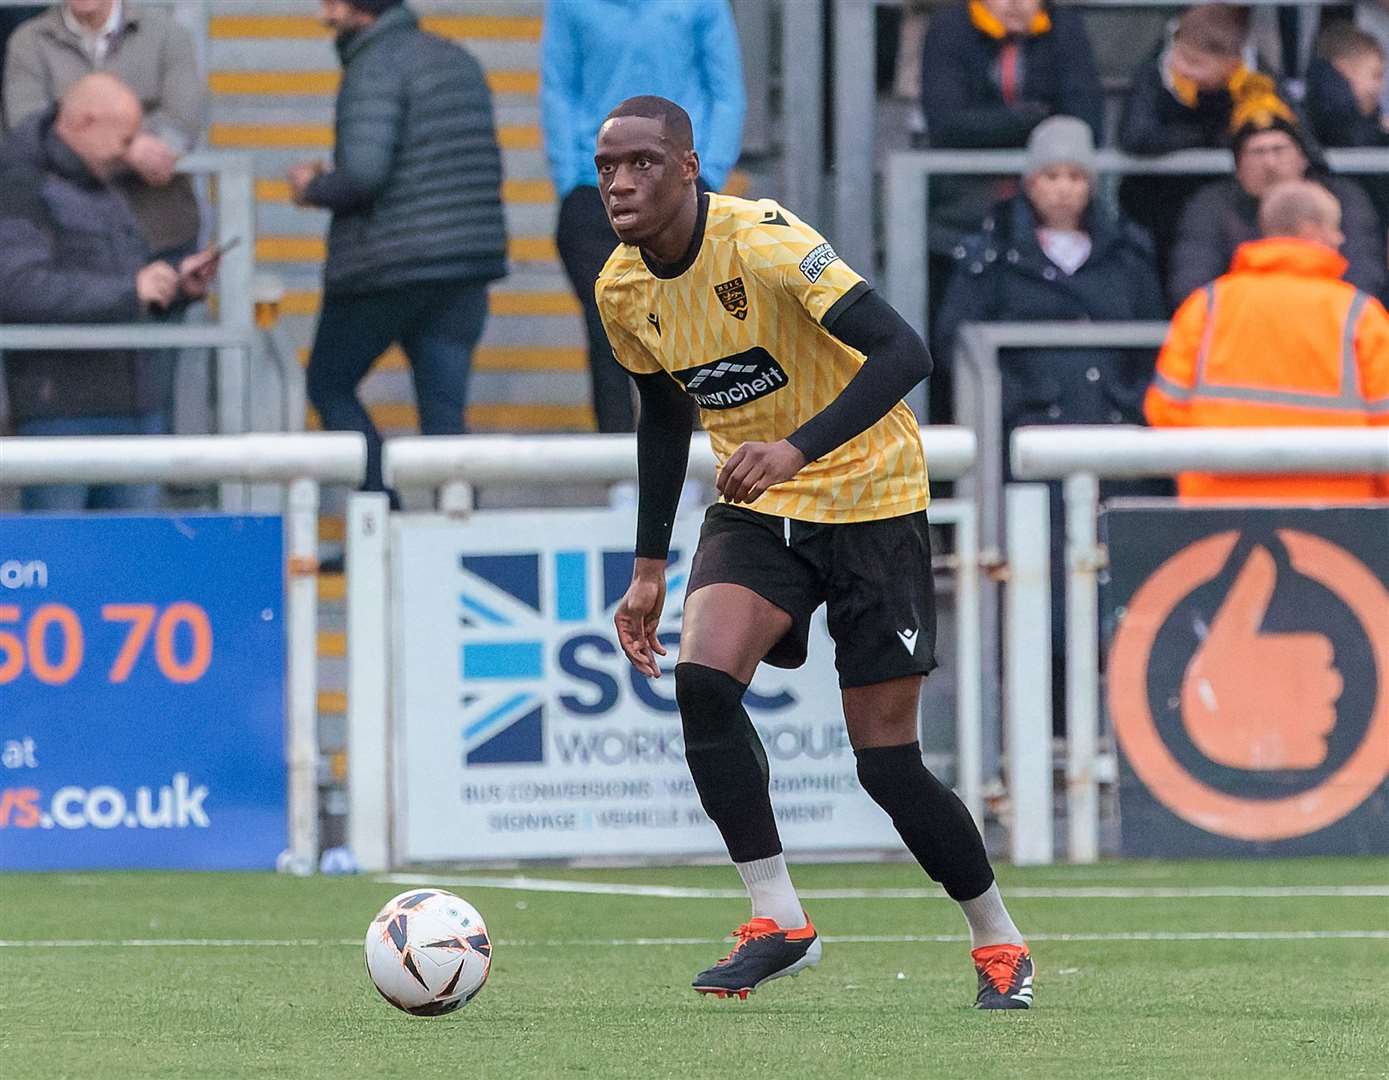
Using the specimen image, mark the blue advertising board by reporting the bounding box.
[0,515,286,870]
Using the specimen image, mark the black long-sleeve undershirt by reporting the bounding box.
[630,287,932,559]
[787,287,934,463]
[632,370,696,559]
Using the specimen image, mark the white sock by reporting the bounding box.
[958,883,1025,949]
[734,854,806,929]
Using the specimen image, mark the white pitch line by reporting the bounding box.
[378,873,1389,901]
[2,930,1387,949]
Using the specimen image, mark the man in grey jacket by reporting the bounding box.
[0,73,218,510]
[289,0,507,497]
[4,1,206,260]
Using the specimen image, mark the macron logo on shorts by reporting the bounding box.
[897,628,918,655]
[799,242,839,283]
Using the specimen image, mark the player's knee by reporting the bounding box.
[675,662,749,749]
[855,742,933,813]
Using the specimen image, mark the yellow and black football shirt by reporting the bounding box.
[595,193,929,524]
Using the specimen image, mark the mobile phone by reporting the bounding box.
[209,235,242,257]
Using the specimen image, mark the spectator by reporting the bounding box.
[541,0,745,434]
[1118,5,1270,287]
[920,0,1103,149]
[935,116,1166,436]
[0,74,219,510]
[1167,90,1387,306]
[935,116,1166,729]
[0,6,42,94]
[1306,22,1389,222]
[1308,22,1388,145]
[1358,0,1389,114]
[918,0,1102,423]
[1147,180,1389,500]
[4,0,205,262]
[1118,5,1259,156]
[289,0,507,498]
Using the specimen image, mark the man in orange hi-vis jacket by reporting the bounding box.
[1145,180,1389,500]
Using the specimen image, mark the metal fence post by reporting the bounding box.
[780,0,823,223]
[215,157,255,509]
[347,491,391,872]
[1004,482,1054,865]
[948,498,984,826]
[285,477,321,873]
[1064,471,1102,863]
[831,0,875,274]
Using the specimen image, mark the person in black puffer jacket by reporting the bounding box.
[934,117,1167,731]
[289,0,508,496]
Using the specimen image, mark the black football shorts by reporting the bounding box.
[684,503,938,689]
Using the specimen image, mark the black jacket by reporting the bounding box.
[306,6,507,296]
[0,109,164,423]
[934,194,1166,432]
[1118,56,1239,155]
[1168,174,1388,306]
[1305,58,1389,224]
[920,3,1102,149]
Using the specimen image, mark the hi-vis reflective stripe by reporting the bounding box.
[1174,286,1377,412]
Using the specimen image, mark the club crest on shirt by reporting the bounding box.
[714,277,748,321]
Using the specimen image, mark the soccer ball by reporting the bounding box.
[364,889,492,1016]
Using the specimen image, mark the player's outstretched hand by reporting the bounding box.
[614,562,668,679]
[717,439,806,504]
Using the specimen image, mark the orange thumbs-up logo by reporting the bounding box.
[1180,545,1343,771]
[1108,528,1389,842]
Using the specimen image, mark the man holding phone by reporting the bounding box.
[0,73,220,510]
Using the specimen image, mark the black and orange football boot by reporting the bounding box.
[692,915,822,999]
[972,943,1035,1009]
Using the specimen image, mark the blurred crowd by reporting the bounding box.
[0,0,1385,514]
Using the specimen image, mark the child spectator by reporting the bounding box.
[1306,22,1389,221]
[1307,23,1388,146]
[1358,0,1389,114]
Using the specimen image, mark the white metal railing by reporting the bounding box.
[1005,425,1389,865]
[341,427,978,872]
[0,432,367,872]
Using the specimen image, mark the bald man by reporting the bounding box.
[1146,178,1389,499]
[0,73,219,511]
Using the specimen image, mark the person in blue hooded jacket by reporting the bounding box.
[541,0,745,433]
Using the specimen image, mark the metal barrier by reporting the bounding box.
[949,321,1169,785]
[344,427,977,872]
[884,147,1389,338]
[0,432,367,871]
[1006,425,1389,864]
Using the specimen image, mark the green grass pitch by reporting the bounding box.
[3,857,1386,1079]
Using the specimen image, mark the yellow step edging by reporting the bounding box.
[255,177,554,204]
[209,14,541,41]
[295,344,586,374]
[320,516,345,543]
[276,289,579,319]
[210,69,538,96]
[318,573,346,602]
[317,690,347,716]
[309,402,596,433]
[210,123,539,150]
[318,630,346,659]
[255,235,555,264]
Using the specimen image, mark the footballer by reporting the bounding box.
[596,96,1033,1010]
